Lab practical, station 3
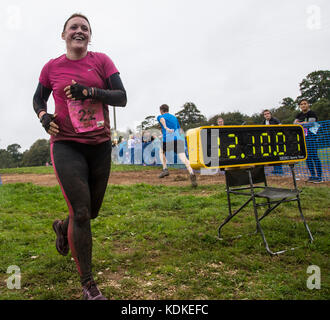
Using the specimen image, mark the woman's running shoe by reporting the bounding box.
[52,219,69,256]
[83,281,107,300]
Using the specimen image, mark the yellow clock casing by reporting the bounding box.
[186,125,307,169]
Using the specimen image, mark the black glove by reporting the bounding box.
[40,113,55,132]
[70,83,94,100]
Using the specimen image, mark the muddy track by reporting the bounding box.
[1,169,328,188]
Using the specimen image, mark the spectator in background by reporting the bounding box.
[118,137,127,163]
[142,131,151,165]
[294,99,322,183]
[127,134,135,164]
[217,117,224,126]
[111,139,118,148]
[262,109,281,125]
[262,109,283,175]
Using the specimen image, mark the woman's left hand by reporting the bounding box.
[64,80,93,100]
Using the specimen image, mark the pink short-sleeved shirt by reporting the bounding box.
[39,51,118,145]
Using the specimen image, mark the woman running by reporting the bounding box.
[33,13,127,300]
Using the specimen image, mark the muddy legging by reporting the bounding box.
[51,140,111,285]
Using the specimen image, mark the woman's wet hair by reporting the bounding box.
[63,13,92,35]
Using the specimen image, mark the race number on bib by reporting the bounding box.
[67,99,105,133]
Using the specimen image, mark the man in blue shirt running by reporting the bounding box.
[157,104,197,187]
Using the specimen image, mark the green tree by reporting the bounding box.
[0,149,15,168]
[280,97,297,111]
[175,102,207,130]
[248,112,265,125]
[271,97,298,124]
[140,115,157,131]
[310,98,330,121]
[208,111,250,125]
[144,116,156,128]
[21,139,50,167]
[298,70,330,104]
[7,144,22,165]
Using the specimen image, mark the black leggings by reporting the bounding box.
[51,140,111,285]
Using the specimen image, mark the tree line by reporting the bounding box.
[140,70,330,132]
[0,70,329,169]
[0,140,50,169]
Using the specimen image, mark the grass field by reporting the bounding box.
[0,165,329,300]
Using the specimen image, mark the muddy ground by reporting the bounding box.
[1,169,329,188]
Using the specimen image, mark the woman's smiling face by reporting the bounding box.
[62,16,91,53]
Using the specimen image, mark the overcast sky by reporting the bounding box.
[1,0,329,151]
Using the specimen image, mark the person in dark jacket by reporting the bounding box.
[294,99,322,183]
[262,109,281,125]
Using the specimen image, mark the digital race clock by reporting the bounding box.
[186,125,307,169]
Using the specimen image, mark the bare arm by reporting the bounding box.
[160,118,174,133]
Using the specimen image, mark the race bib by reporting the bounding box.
[67,99,105,133]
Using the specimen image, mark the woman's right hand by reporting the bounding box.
[39,112,59,136]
